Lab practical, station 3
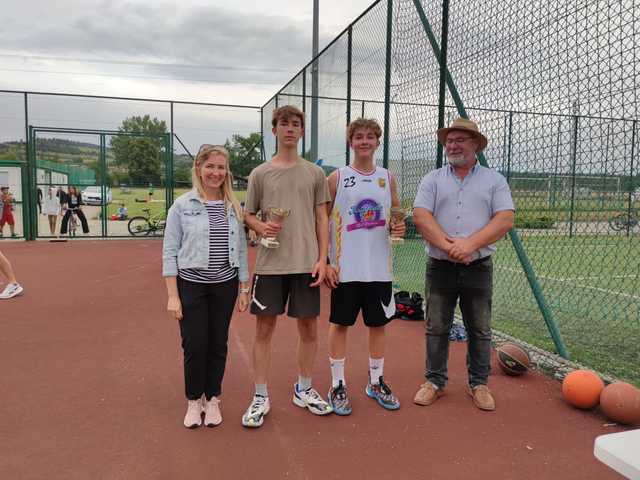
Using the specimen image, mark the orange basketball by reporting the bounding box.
[600,382,640,425]
[562,370,604,409]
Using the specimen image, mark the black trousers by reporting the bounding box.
[60,209,89,234]
[178,276,238,400]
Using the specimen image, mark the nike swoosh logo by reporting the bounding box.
[381,295,396,319]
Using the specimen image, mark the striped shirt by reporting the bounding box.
[179,200,237,283]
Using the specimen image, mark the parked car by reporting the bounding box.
[81,186,113,205]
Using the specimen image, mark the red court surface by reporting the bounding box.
[0,240,630,479]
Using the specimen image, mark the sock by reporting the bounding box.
[255,383,268,398]
[297,376,312,392]
[329,357,346,388]
[369,357,384,384]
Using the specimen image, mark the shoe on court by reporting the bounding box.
[365,376,400,410]
[183,398,203,429]
[242,395,270,428]
[204,397,222,427]
[292,385,333,415]
[0,282,23,299]
[328,381,352,416]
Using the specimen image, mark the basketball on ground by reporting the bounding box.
[561,370,604,409]
[496,342,530,376]
[599,382,640,425]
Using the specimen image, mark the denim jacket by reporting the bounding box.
[162,190,249,282]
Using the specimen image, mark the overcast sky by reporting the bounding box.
[0,0,375,105]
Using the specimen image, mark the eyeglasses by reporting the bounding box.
[445,137,474,145]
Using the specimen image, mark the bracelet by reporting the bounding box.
[240,287,250,294]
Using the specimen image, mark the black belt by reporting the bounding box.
[429,256,491,266]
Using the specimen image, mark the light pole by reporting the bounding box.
[311,0,319,162]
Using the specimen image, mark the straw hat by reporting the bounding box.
[437,118,488,152]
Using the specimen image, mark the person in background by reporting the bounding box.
[0,186,17,238]
[60,186,90,235]
[42,186,61,236]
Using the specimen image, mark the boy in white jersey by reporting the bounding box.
[325,119,406,415]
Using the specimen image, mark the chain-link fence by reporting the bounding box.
[262,0,639,384]
[0,90,260,239]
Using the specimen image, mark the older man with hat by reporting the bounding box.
[412,118,515,411]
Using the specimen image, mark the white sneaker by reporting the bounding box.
[292,385,333,415]
[204,397,222,427]
[183,398,203,429]
[0,283,23,299]
[241,395,270,428]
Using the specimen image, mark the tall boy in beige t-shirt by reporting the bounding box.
[241,105,333,428]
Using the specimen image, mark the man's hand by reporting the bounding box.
[324,265,339,289]
[446,237,476,264]
[309,259,327,287]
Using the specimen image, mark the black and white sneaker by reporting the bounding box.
[241,395,270,428]
[292,384,333,415]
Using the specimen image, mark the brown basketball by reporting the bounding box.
[562,370,604,409]
[600,382,640,425]
[496,342,530,376]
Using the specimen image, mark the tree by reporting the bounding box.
[225,132,262,178]
[110,115,167,185]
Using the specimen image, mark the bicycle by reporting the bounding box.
[127,208,166,236]
[66,207,79,237]
[608,209,639,231]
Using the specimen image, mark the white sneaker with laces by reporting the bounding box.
[292,385,333,415]
[0,283,23,299]
[183,398,203,429]
[204,397,222,427]
[241,395,270,428]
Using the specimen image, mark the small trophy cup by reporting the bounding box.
[389,207,407,245]
[260,207,291,249]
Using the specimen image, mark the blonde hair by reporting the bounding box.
[192,145,243,221]
[347,118,382,142]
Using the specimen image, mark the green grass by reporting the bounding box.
[393,234,640,385]
[106,187,246,218]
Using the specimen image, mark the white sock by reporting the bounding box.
[330,357,346,388]
[369,357,384,384]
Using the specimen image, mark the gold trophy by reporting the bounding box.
[389,207,407,245]
[260,207,291,249]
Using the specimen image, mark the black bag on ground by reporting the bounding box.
[393,291,425,321]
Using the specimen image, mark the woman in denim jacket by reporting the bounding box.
[163,145,250,429]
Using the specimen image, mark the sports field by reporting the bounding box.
[0,240,628,479]
[394,234,640,385]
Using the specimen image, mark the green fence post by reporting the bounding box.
[568,114,579,238]
[436,0,450,169]
[23,92,33,240]
[382,0,393,169]
[627,120,637,237]
[346,26,353,166]
[100,134,107,237]
[411,0,570,358]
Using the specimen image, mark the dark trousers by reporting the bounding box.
[178,276,238,400]
[424,257,493,389]
[60,209,89,234]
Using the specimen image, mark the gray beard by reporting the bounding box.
[447,154,467,167]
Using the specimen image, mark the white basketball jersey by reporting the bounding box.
[329,165,393,282]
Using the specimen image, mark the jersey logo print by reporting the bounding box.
[346,199,386,232]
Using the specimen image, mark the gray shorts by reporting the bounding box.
[250,273,320,318]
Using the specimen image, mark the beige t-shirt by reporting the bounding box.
[246,159,330,274]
